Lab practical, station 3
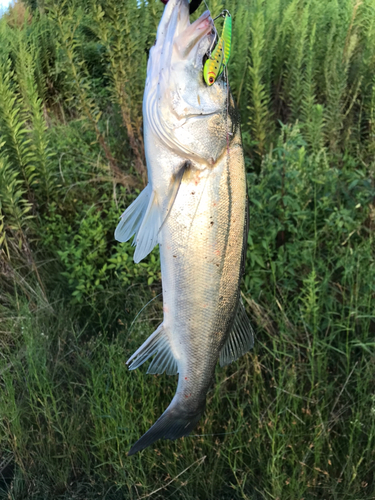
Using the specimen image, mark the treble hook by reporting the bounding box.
[213,9,231,21]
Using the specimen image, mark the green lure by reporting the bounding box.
[204,10,232,86]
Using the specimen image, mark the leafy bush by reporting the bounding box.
[246,124,374,296]
[41,197,160,303]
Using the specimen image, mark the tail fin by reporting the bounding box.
[128,405,203,456]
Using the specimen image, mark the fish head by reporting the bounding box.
[145,0,232,166]
[169,6,213,75]
[150,0,213,80]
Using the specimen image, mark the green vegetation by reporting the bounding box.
[0,0,374,498]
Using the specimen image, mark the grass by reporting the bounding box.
[1,265,374,499]
[0,0,375,498]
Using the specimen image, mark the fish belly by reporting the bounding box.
[159,135,247,408]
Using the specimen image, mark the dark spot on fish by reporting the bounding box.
[210,221,214,226]
[173,255,177,258]
[191,191,195,195]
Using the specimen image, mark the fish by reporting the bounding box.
[115,0,254,456]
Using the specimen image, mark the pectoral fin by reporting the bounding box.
[115,184,151,244]
[114,183,161,263]
[133,189,161,264]
[115,162,191,263]
[219,299,254,367]
[158,161,191,235]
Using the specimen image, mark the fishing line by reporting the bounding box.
[203,0,219,53]
[226,67,230,159]
[201,4,232,157]
[188,426,242,438]
[127,292,162,337]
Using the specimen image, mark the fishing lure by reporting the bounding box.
[204,10,232,86]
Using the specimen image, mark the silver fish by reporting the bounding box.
[115,0,254,455]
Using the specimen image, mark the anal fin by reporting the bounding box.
[126,324,178,376]
[219,299,254,367]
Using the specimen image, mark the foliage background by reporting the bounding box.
[0,0,374,498]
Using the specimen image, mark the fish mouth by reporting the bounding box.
[174,10,214,58]
[175,10,214,55]
[189,9,213,32]
[157,0,214,57]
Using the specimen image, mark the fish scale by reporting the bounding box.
[173,151,240,371]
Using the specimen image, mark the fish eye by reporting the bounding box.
[209,77,214,84]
